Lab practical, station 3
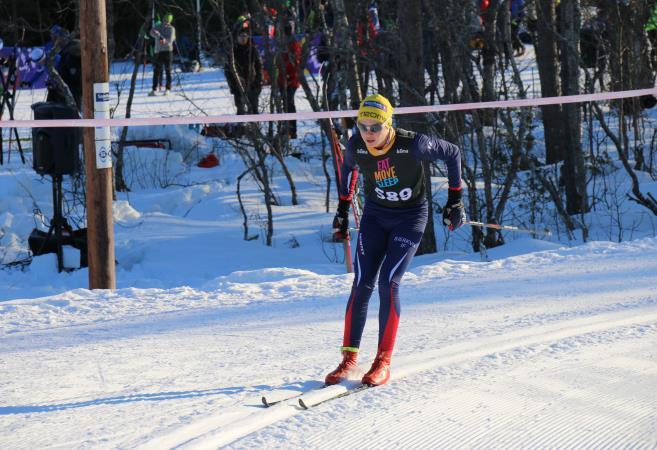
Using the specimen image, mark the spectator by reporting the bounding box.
[149,13,176,96]
[225,23,263,115]
[46,25,82,110]
[277,22,302,139]
[510,0,526,56]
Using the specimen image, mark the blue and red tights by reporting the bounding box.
[342,200,428,353]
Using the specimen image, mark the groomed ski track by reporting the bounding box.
[2,239,657,448]
[139,307,657,449]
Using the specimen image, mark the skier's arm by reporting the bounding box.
[333,136,358,240]
[338,137,359,202]
[412,133,461,190]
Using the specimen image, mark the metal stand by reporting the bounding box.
[41,174,68,272]
[0,49,26,165]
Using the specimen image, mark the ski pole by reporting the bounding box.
[465,220,552,237]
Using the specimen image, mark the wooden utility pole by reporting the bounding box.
[80,0,116,289]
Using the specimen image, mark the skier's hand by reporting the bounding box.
[332,199,351,241]
[442,188,466,231]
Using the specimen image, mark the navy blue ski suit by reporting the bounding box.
[338,128,462,353]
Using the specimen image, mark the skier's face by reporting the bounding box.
[357,118,388,148]
[237,32,249,45]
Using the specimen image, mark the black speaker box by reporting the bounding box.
[31,102,82,176]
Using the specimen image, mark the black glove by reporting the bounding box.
[442,188,466,231]
[332,199,351,241]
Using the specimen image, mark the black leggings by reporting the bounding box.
[152,51,173,91]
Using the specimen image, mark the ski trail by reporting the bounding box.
[393,305,657,379]
[142,306,657,449]
[301,322,657,450]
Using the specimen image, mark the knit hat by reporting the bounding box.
[234,15,251,35]
[165,13,174,23]
[357,94,393,125]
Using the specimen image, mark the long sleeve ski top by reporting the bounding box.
[338,128,462,208]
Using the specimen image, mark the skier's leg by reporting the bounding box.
[342,210,386,350]
[327,210,386,385]
[362,204,427,386]
[376,203,428,353]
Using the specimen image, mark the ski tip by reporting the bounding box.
[298,398,309,410]
[261,396,270,407]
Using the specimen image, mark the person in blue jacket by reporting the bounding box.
[326,94,465,386]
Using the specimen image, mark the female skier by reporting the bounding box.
[327,94,465,386]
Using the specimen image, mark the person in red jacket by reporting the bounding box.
[277,22,302,139]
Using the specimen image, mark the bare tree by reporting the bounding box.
[114,16,151,193]
[533,0,567,164]
[396,0,440,255]
[559,0,588,224]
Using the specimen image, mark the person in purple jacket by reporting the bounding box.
[326,94,465,386]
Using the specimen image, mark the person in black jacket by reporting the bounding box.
[46,25,82,110]
[225,23,263,115]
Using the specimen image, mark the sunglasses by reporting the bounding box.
[357,122,384,133]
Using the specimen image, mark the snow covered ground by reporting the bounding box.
[1,50,657,448]
[2,235,656,448]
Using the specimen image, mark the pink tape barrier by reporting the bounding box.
[1,87,656,129]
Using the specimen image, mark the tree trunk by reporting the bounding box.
[397,0,436,255]
[603,0,653,170]
[534,0,566,164]
[480,0,498,125]
[558,0,587,218]
[106,0,115,61]
[115,20,150,193]
[334,0,362,110]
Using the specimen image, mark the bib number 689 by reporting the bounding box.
[375,187,412,202]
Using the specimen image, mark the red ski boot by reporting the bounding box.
[362,350,392,386]
[325,349,359,385]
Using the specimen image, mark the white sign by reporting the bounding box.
[95,126,111,141]
[93,82,110,113]
[95,140,112,169]
[93,82,112,169]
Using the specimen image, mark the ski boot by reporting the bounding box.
[325,348,359,385]
[362,350,392,386]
